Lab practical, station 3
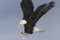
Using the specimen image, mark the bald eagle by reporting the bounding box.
[18,0,55,36]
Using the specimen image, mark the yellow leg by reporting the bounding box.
[21,31,28,36]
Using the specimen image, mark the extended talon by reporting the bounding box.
[21,31,28,36]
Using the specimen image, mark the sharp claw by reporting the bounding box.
[21,32,28,36]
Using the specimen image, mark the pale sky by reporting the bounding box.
[0,0,60,40]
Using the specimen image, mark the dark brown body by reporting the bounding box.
[20,0,55,34]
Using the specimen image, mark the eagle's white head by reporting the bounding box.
[18,20,27,28]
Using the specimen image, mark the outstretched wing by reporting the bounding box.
[21,0,34,19]
[29,1,55,23]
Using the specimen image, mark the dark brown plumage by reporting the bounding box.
[20,0,55,34]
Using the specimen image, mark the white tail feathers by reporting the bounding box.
[33,27,45,32]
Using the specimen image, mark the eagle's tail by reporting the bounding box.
[33,27,45,32]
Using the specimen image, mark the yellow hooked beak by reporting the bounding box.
[18,24,22,28]
[18,20,27,28]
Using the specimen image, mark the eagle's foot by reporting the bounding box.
[21,31,28,36]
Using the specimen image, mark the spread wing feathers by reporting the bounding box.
[29,1,55,23]
[21,0,34,19]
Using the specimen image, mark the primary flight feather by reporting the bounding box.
[18,0,55,36]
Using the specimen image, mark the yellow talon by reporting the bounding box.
[21,31,28,36]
